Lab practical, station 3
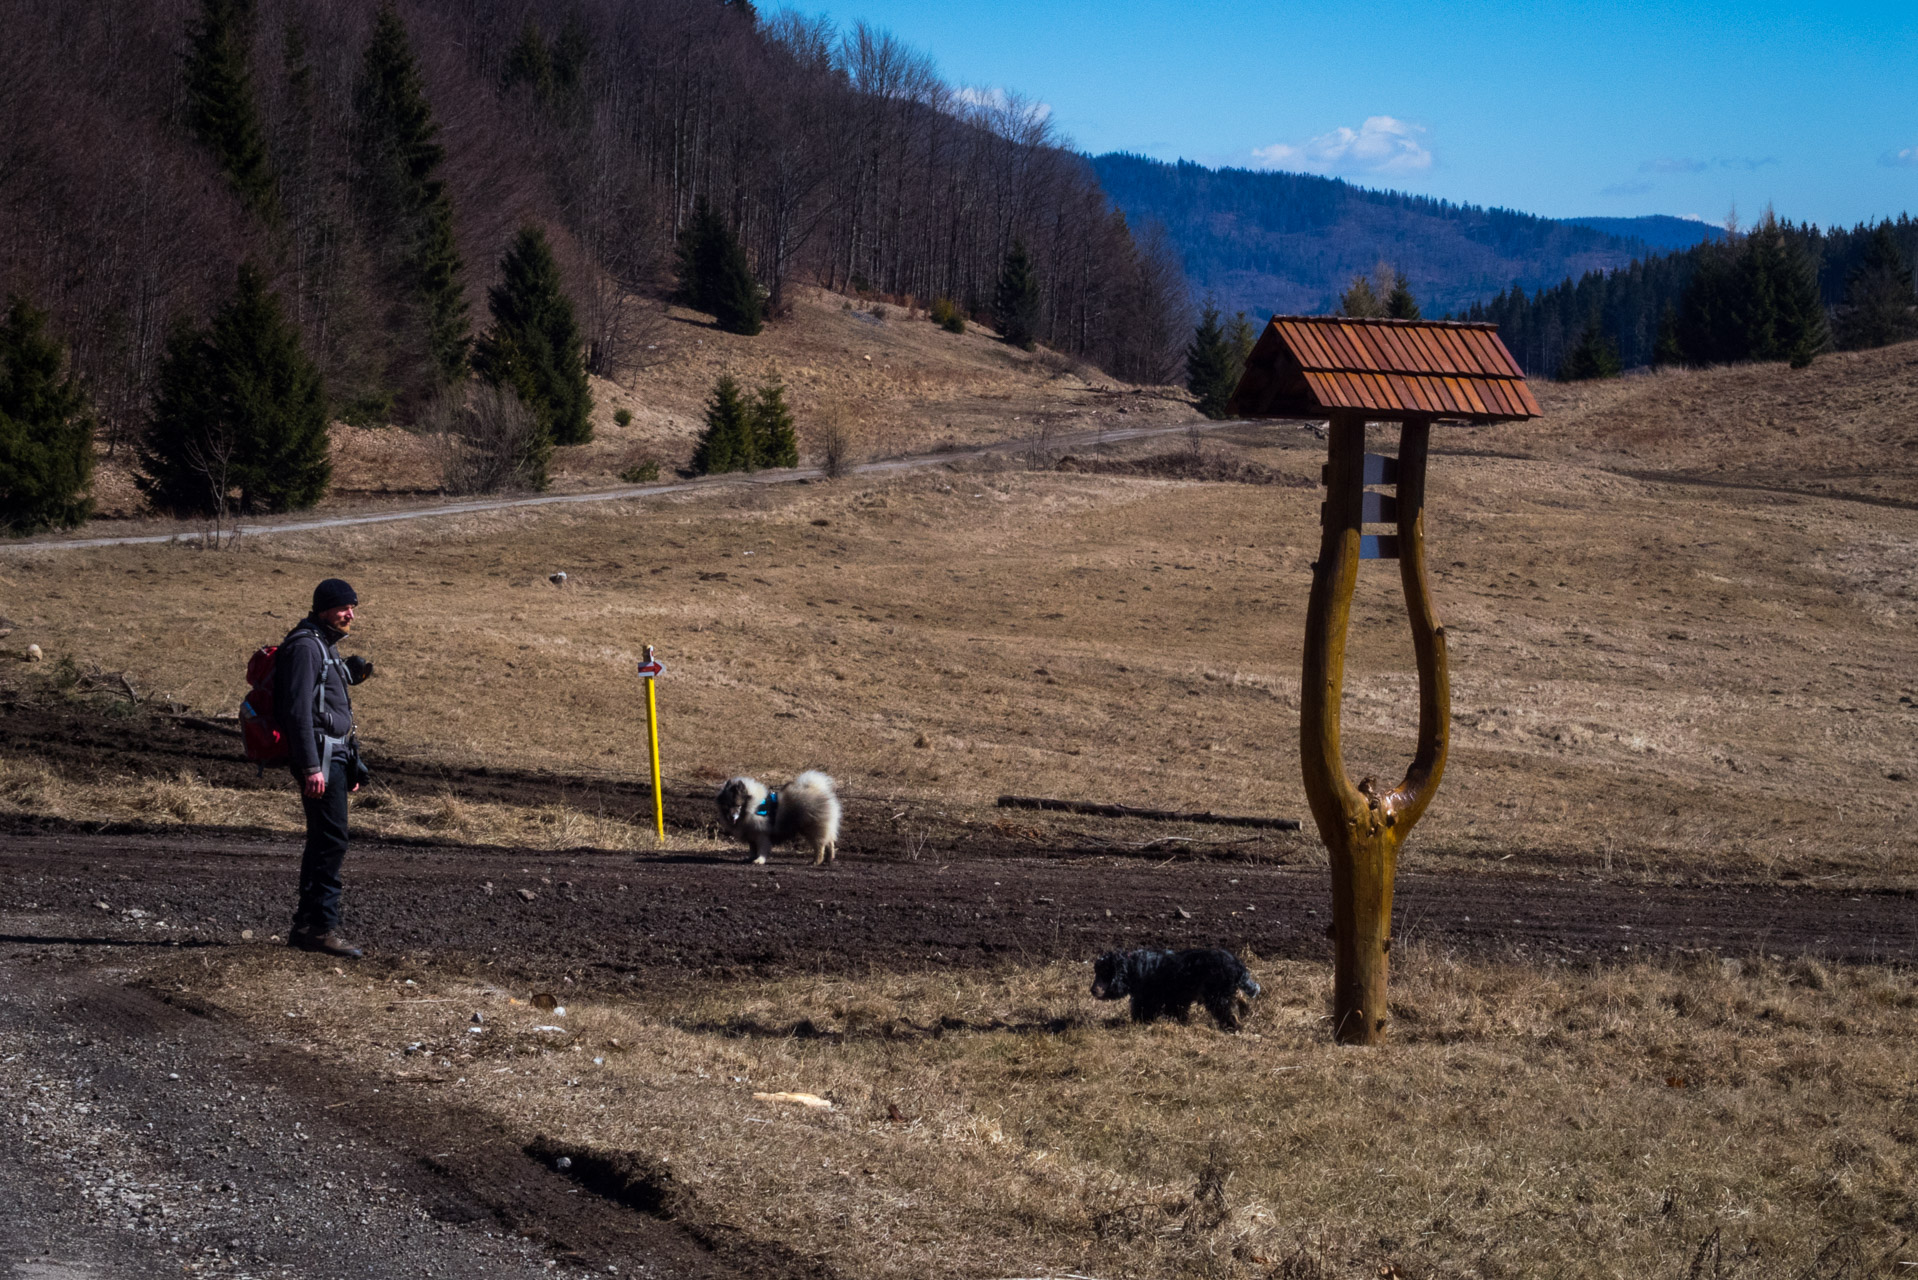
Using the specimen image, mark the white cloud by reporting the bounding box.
[1251,116,1432,177]
[1882,145,1918,168]
[951,86,1050,122]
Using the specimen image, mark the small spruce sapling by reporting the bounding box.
[751,381,798,468]
[690,375,754,474]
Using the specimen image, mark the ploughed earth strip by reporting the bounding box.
[1,699,1913,972]
[2,826,1911,978]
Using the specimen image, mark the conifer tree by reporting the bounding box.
[549,11,593,104]
[709,232,764,337]
[673,198,722,314]
[1185,298,1236,419]
[1652,302,1683,367]
[499,18,554,102]
[1226,311,1258,385]
[353,2,469,393]
[1835,225,1918,350]
[675,198,763,335]
[1558,318,1622,381]
[690,375,754,474]
[0,297,95,533]
[1386,273,1421,320]
[183,0,278,220]
[1741,212,1827,368]
[994,240,1040,350]
[473,225,592,445]
[1678,215,1828,369]
[751,381,798,468]
[1674,244,1743,366]
[1338,274,1385,318]
[140,264,329,515]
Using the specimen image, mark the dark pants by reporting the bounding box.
[293,755,350,937]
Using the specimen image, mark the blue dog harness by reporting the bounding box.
[755,791,779,820]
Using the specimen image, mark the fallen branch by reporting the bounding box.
[996,795,1300,831]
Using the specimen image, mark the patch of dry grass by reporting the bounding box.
[5,417,1915,882]
[0,758,689,853]
[1491,342,1918,505]
[192,949,1918,1279]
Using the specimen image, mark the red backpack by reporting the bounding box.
[239,630,330,768]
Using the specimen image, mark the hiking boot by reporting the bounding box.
[290,931,363,959]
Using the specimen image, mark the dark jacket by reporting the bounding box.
[273,615,359,776]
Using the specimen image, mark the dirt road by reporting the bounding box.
[0,415,1240,554]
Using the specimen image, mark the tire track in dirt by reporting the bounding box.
[1,828,1910,979]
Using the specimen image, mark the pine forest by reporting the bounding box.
[0,0,1190,469]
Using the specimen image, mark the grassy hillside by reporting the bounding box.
[81,284,1199,520]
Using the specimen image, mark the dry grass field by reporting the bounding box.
[174,943,1917,1280]
[4,337,1918,1278]
[7,349,1916,882]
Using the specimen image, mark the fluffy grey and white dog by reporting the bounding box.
[715,771,841,865]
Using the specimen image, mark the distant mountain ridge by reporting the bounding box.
[1090,153,1711,319]
[1560,216,1721,252]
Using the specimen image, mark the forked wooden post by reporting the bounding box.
[1300,413,1448,1044]
[1227,314,1537,1045]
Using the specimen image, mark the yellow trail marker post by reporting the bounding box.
[637,646,666,845]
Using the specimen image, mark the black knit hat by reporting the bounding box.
[312,578,358,613]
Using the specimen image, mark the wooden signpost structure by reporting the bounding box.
[1228,317,1539,1044]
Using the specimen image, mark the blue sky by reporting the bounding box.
[790,0,1918,230]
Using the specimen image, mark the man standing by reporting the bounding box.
[275,578,376,958]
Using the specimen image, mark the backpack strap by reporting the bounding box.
[288,622,348,757]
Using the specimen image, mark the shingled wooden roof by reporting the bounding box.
[1227,316,1540,423]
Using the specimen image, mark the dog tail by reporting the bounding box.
[785,771,842,834]
[1238,973,1262,1000]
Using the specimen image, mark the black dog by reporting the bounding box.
[1090,948,1262,1030]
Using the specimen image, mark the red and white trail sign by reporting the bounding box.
[636,657,664,678]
